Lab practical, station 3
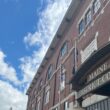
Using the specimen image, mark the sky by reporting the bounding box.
[0,0,72,110]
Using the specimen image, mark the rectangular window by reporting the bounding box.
[55,107,58,110]
[45,87,50,104]
[61,42,67,57]
[64,101,69,110]
[37,100,40,110]
[79,19,84,34]
[32,103,34,110]
[93,0,101,14]
[85,9,91,25]
[60,73,65,91]
[47,65,53,80]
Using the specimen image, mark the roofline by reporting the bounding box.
[26,0,81,95]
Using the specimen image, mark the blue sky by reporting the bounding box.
[0,0,71,110]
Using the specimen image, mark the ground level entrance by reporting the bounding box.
[86,98,110,110]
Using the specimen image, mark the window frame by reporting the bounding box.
[47,65,53,80]
[36,97,41,110]
[93,0,101,14]
[85,9,92,26]
[44,86,50,104]
[60,65,66,91]
[60,42,68,57]
[64,101,69,110]
[79,19,85,35]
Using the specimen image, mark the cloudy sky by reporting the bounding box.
[0,0,72,110]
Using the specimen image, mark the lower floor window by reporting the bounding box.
[37,100,40,110]
[45,86,50,104]
[64,101,69,110]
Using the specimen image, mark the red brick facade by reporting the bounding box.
[26,0,110,110]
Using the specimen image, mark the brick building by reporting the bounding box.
[26,0,110,110]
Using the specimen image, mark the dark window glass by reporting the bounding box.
[64,101,69,110]
[47,65,53,80]
[79,19,84,34]
[61,42,68,57]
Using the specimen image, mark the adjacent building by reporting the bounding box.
[26,0,110,110]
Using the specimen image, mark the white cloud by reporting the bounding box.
[20,45,47,83]
[0,80,27,110]
[24,32,42,47]
[24,0,71,47]
[0,50,20,84]
[22,0,72,83]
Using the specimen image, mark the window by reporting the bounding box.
[85,9,91,25]
[93,0,101,14]
[54,107,58,110]
[47,65,53,80]
[61,42,68,57]
[60,73,65,90]
[45,86,50,104]
[60,65,66,91]
[64,101,69,110]
[36,99,41,110]
[39,79,43,90]
[32,103,35,110]
[79,19,84,34]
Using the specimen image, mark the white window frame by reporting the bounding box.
[85,9,92,25]
[79,19,85,35]
[45,86,50,104]
[60,65,66,91]
[60,73,65,91]
[93,0,101,14]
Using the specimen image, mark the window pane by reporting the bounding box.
[79,20,84,34]
[93,0,101,14]
[85,9,91,25]
[37,101,40,110]
[60,73,65,91]
[45,89,50,104]
[61,42,67,57]
[48,65,53,80]
[64,101,69,110]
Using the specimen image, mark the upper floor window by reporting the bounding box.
[61,42,68,57]
[47,65,53,80]
[93,0,101,14]
[85,9,91,25]
[44,86,50,104]
[39,79,43,90]
[79,19,84,34]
